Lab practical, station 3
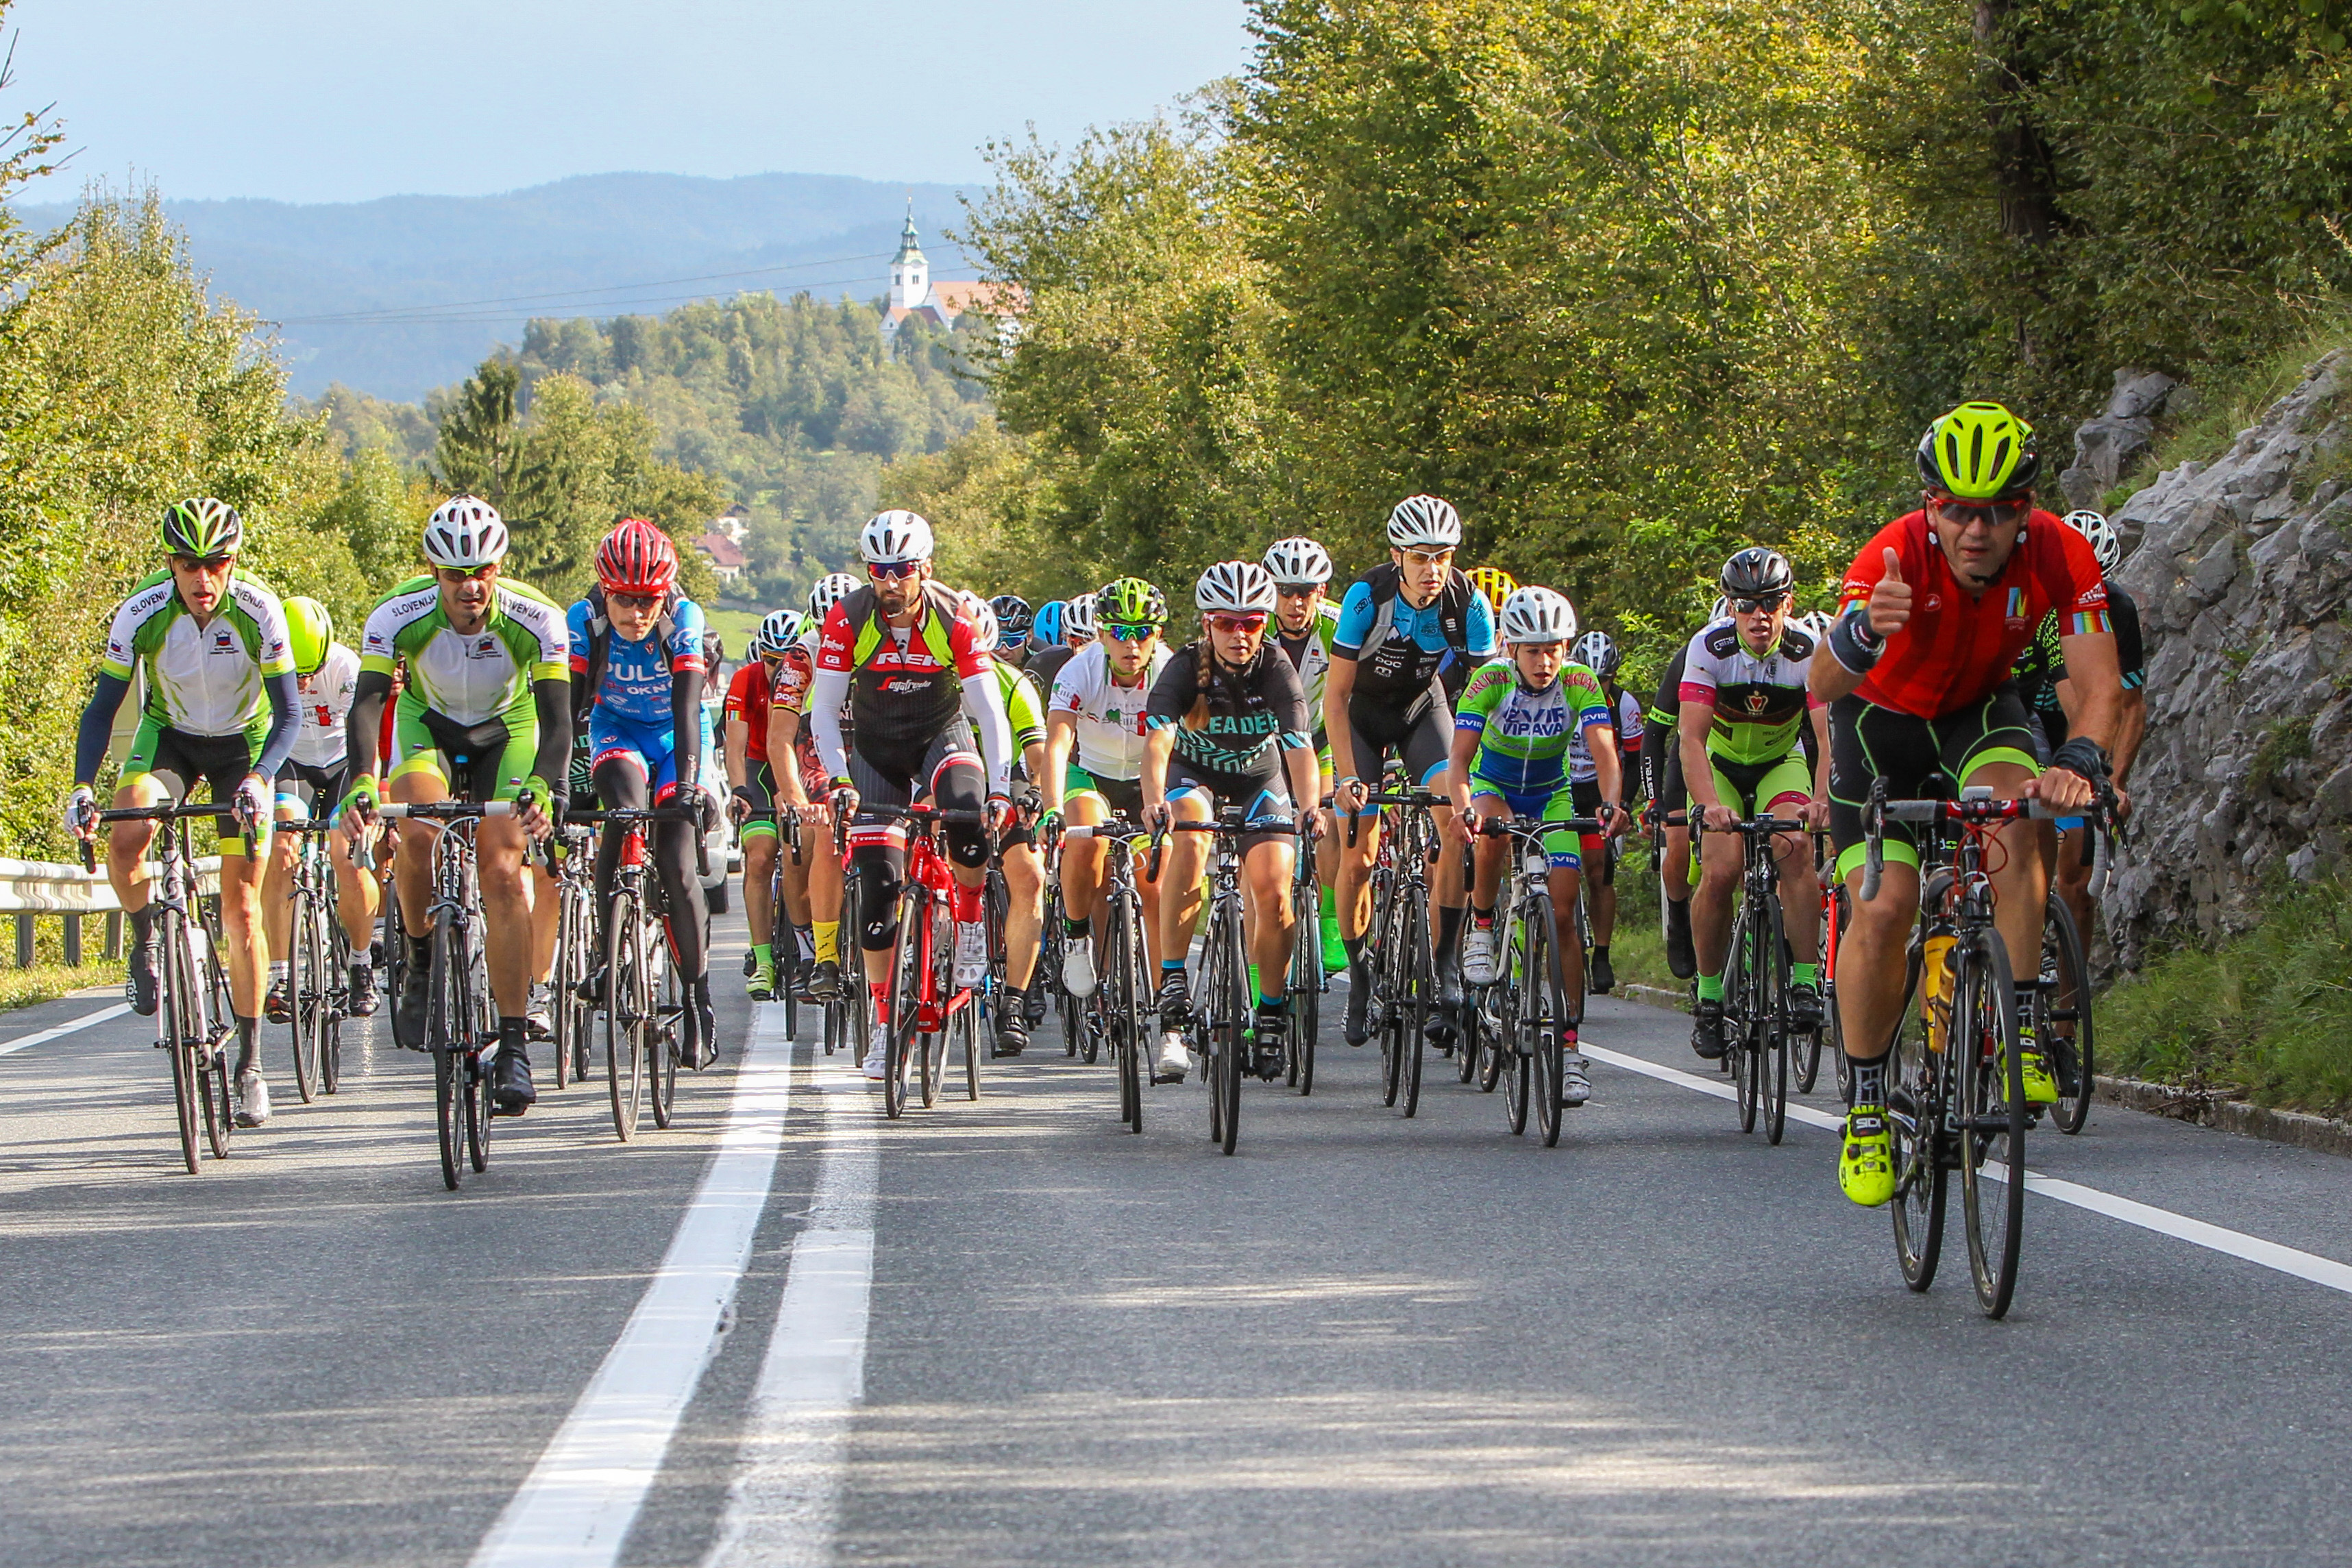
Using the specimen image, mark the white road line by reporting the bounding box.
[1582,1041,2352,1298]
[702,1041,879,1568]
[469,1004,798,1568]
[0,1003,133,1057]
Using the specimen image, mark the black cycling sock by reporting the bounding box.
[129,904,158,944]
[1436,903,1467,961]
[409,934,432,974]
[1064,914,1090,940]
[1593,944,1610,959]
[498,1016,528,1056]
[1849,1055,1887,1107]
[233,1014,259,1076]
[1343,937,1366,970]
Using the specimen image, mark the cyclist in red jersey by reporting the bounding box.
[1809,402,2122,1208]
[768,584,850,999]
[725,609,805,1001]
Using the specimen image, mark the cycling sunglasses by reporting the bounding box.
[867,561,922,579]
[1730,593,1789,615]
[1274,584,1321,598]
[1929,495,2029,526]
[1207,612,1268,634]
[1107,622,1160,642]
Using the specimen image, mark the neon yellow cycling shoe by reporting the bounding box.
[1839,1105,1896,1208]
[2012,1034,2059,1104]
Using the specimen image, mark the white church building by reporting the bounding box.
[880,204,1022,343]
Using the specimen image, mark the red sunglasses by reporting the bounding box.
[868,561,922,579]
[1207,612,1268,634]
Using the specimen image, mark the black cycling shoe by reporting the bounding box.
[1155,972,1190,1031]
[347,961,378,1017]
[264,979,292,1024]
[806,959,840,1001]
[574,964,607,1006]
[1691,999,1728,1060]
[126,941,160,1018]
[1787,981,1824,1031]
[491,1047,537,1114]
[1343,966,1373,1046]
[1025,984,1050,1027]
[394,967,431,1051]
[1589,948,1617,995]
[682,983,718,1070]
[1436,953,1465,1014]
[1251,1006,1288,1079]
[1664,898,1697,981]
[994,1008,1031,1058]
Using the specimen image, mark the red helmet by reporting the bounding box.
[596,517,678,596]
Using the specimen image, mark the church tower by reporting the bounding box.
[888,199,929,313]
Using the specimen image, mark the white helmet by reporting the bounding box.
[1711,596,1732,622]
[423,495,509,569]
[1790,609,1833,644]
[1570,630,1619,678]
[859,509,934,566]
[958,590,1001,654]
[1262,536,1334,586]
[1196,560,1279,614]
[1063,591,1097,641]
[1386,494,1462,550]
[2062,509,2121,574]
[754,609,806,657]
[1500,585,1577,646]
[807,571,860,619]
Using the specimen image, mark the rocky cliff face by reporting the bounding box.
[2105,350,2352,970]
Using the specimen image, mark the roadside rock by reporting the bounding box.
[2106,350,2352,970]
[2061,369,2178,512]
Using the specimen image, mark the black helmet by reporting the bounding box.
[1720,547,1795,600]
[988,594,1034,645]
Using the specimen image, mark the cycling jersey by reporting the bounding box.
[565,594,707,726]
[1332,563,1497,705]
[101,567,297,739]
[1051,641,1173,782]
[290,644,361,767]
[811,581,1008,789]
[1676,620,1821,764]
[724,659,775,765]
[765,637,831,798]
[1641,642,1690,806]
[1146,641,1311,779]
[1454,659,1613,795]
[1569,687,1643,786]
[1026,642,1080,704]
[589,706,714,796]
[1837,510,2108,720]
[2013,583,2146,744]
[360,574,569,726]
[1272,601,1341,733]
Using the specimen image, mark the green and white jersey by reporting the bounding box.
[1272,600,1342,733]
[101,567,296,739]
[359,574,569,726]
[1453,658,1613,796]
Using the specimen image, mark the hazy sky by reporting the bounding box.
[8,0,1253,204]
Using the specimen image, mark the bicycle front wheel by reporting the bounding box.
[1501,911,1531,1135]
[289,887,323,1103]
[1728,901,1759,1134]
[648,933,679,1130]
[1956,931,2026,1319]
[1289,876,1319,1096]
[885,894,924,1118]
[604,897,646,1141]
[160,908,201,1174]
[1532,899,1567,1149]
[1755,886,1789,1146]
[1397,882,1430,1118]
[1212,903,1246,1155]
[433,1046,465,1190]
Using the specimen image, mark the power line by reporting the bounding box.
[275,247,927,325]
[271,270,990,330]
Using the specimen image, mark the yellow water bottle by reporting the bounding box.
[1923,933,1955,1053]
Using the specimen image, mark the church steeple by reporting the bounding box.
[889,197,929,312]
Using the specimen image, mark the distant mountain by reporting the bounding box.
[13,171,979,400]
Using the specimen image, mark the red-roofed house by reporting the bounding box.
[694,530,747,584]
[881,204,1025,345]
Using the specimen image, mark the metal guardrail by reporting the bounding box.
[0,856,223,968]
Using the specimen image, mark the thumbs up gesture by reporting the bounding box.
[1869,547,1913,638]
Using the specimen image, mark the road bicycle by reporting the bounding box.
[1805,829,1841,1097]
[1062,817,1158,1129]
[370,798,513,1191]
[544,822,596,1090]
[1353,779,1446,1118]
[857,801,990,1119]
[1858,780,2107,1319]
[1465,813,1603,1146]
[1283,815,1323,1097]
[572,804,707,1140]
[278,812,351,1102]
[1698,810,1819,1147]
[79,798,248,1173]
[1159,808,1303,1155]
[763,807,806,1038]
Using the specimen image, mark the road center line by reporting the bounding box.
[468,1004,797,1568]
[702,1039,879,1568]
[1580,1041,2352,1299]
[0,1003,133,1057]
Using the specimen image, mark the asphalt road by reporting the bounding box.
[3,910,2351,1567]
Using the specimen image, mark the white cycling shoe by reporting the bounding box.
[1153,1030,1192,1083]
[234,1066,272,1128]
[1062,944,1098,998]
[861,1023,890,1081]
[1462,924,1498,986]
[953,921,988,988]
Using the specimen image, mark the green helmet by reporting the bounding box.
[1915,402,2039,501]
[1097,576,1167,628]
[160,498,244,560]
[282,596,333,676]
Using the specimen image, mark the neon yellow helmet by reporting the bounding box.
[282,596,333,676]
[1915,402,2040,501]
[1096,576,1167,628]
[1467,565,1518,617]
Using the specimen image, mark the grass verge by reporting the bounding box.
[0,961,120,1016]
[2098,873,2352,1119]
[2105,312,2352,513]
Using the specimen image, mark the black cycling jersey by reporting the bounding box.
[1640,642,1689,806]
[1026,644,1078,704]
[1146,641,1311,779]
[2011,582,2144,747]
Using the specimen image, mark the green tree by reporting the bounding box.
[431,356,522,509]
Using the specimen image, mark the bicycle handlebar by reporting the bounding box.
[81,798,261,872]
[1859,785,2112,904]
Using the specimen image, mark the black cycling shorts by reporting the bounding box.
[1826,687,2040,880]
[275,757,351,818]
[124,722,256,848]
[1345,690,1451,792]
[737,760,779,839]
[1166,755,1298,853]
[413,709,518,805]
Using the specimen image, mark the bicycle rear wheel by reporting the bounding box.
[2042,894,2095,1134]
[604,898,646,1141]
[1397,882,1430,1118]
[1211,901,1246,1155]
[289,887,322,1103]
[1957,931,2026,1319]
[1532,900,1567,1149]
[648,933,679,1130]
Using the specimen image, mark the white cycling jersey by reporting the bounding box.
[358,574,569,727]
[1569,688,1644,785]
[1050,640,1171,782]
[101,568,295,738]
[290,644,361,767]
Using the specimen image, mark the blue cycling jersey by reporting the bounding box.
[1332,569,1497,701]
[565,596,709,726]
